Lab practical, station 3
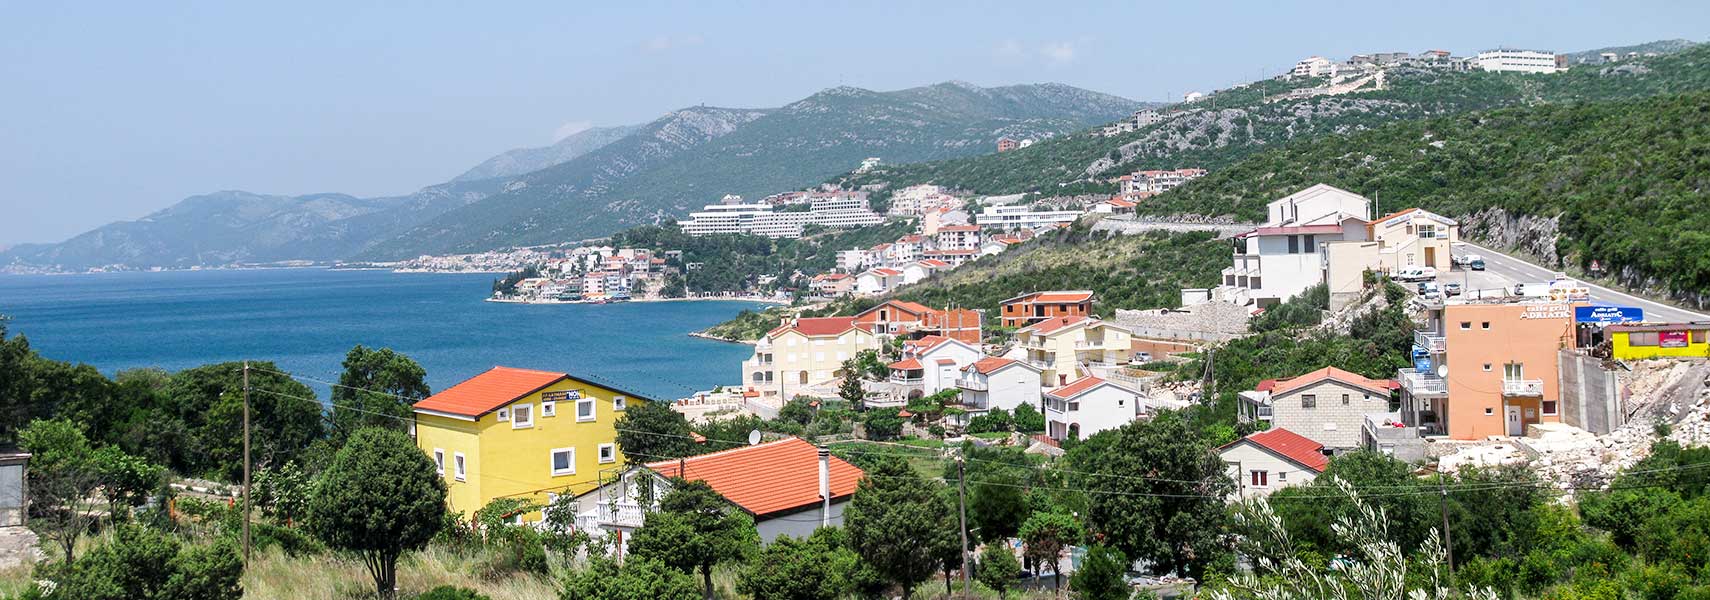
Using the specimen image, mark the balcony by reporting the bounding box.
[1501,378,1545,397]
[889,374,923,385]
[1399,368,1448,398]
[1026,359,1053,371]
[955,378,988,392]
[1413,330,1446,354]
[576,501,646,532]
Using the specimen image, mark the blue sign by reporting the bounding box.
[1575,305,1644,324]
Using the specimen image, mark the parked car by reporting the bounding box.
[1130,351,1153,364]
[1394,267,1438,282]
[1416,281,1442,299]
[1463,254,1486,270]
[1443,282,1463,297]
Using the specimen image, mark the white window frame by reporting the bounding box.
[453,452,467,482]
[433,448,445,476]
[613,396,627,412]
[496,408,509,422]
[550,447,576,477]
[598,443,616,464]
[511,403,534,429]
[577,398,596,422]
[541,400,556,417]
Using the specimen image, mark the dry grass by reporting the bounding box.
[242,545,560,600]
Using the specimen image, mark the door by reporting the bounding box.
[1504,405,1523,436]
[1424,246,1437,268]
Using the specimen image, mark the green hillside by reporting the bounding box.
[1141,91,1710,307]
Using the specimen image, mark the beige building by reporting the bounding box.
[743,317,879,401]
[1257,366,1397,451]
[1218,428,1328,500]
[1367,208,1458,271]
[1013,316,1133,388]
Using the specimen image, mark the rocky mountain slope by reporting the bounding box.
[357,82,1145,258]
[452,124,643,182]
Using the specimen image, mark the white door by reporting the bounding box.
[1504,405,1523,436]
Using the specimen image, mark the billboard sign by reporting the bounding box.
[1660,330,1689,348]
[1574,305,1644,324]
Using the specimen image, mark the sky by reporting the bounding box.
[2,1,1706,245]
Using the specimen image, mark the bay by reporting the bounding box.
[0,269,759,401]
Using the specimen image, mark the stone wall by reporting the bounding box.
[1115,301,1250,343]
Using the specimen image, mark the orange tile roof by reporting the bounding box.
[935,358,957,365]
[938,225,981,232]
[646,438,864,517]
[1269,366,1396,397]
[1222,428,1328,472]
[870,268,902,277]
[1022,315,1090,335]
[917,259,951,268]
[967,356,1020,374]
[888,358,923,370]
[904,335,952,352]
[413,366,568,417]
[771,316,866,338]
[1045,376,1119,400]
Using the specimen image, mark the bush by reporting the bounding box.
[966,408,1014,434]
[862,412,902,441]
[976,544,1022,597]
[1012,403,1045,433]
[415,587,490,600]
[50,524,242,600]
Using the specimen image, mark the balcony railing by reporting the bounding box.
[1501,378,1545,397]
[889,375,923,384]
[955,378,988,391]
[1413,330,1446,354]
[1027,359,1053,370]
[577,501,646,532]
[1399,368,1448,397]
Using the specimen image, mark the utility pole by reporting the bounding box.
[1438,474,1454,572]
[241,361,252,561]
[957,456,971,594]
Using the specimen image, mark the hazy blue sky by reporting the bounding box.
[2,1,1705,244]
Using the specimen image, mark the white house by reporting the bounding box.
[1043,376,1143,441]
[976,205,1082,230]
[953,357,1043,427]
[855,268,904,296]
[887,335,984,397]
[1474,49,1562,74]
[1218,428,1328,500]
[1291,56,1338,78]
[1212,184,1373,307]
[571,438,863,545]
[837,248,873,272]
[900,260,949,285]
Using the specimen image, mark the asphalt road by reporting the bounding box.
[1438,241,1708,323]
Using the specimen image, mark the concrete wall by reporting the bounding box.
[0,461,23,527]
[1324,241,1380,311]
[1557,350,1623,435]
[1114,302,1250,343]
[1269,379,1393,449]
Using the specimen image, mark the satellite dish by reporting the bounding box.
[1436,364,1448,378]
[747,429,762,446]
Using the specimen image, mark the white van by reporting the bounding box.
[1393,267,1437,282]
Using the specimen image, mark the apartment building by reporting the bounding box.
[935,225,982,251]
[997,137,1018,152]
[976,205,1082,230]
[1001,290,1094,328]
[1119,168,1208,199]
[678,194,880,238]
[1291,56,1338,78]
[1215,184,1372,307]
[1014,315,1133,387]
[852,300,982,345]
[854,268,903,296]
[1367,208,1458,270]
[1399,301,1582,440]
[743,317,880,401]
[889,184,963,216]
[886,335,983,398]
[1475,49,1563,74]
[836,248,872,272]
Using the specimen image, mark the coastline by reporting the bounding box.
[688,331,756,345]
[485,295,790,306]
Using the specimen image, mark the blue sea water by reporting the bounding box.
[0,269,761,401]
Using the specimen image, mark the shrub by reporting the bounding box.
[415,587,490,600]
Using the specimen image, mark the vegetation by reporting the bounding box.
[612,220,915,294]
[307,428,448,599]
[844,456,958,598]
[628,480,761,600]
[330,345,431,442]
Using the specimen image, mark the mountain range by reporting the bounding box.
[2,81,1143,271]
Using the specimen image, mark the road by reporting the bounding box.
[1438,241,1708,323]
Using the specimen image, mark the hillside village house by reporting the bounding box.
[1242,366,1397,451]
[952,357,1043,429]
[412,367,645,521]
[743,317,879,401]
[1013,315,1134,387]
[808,273,854,298]
[1400,300,1583,440]
[1367,208,1458,271]
[885,335,983,399]
[900,259,948,285]
[1001,290,1095,328]
[854,268,903,296]
[1219,428,1328,500]
[922,248,980,268]
[1205,184,1374,307]
[1043,376,1144,440]
[572,438,863,547]
[851,300,983,345]
[935,224,982,251]
[1117,168,1207,199]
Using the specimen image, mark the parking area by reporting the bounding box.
[1398,242,1708,323]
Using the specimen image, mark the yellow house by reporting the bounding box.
[1607,323,1710,361]
[1013,315,1133,388]
[412,366,647,521]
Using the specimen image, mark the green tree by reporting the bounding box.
[845,456,957,598]
[307,428,446,599]
[1019,509,1082,593]
[737,528,861,600]
[1072,544,1132,600]
[1066,411,1233,581]
[90,445,165,521]
[330,345,430,442]
[51,524,243,600]
[562,556,700,600]
[1269,451,1434,555]
[18,418,103,562]
[838,359,867,409]
[614,400,697,462]
[977,543,1022,597]
[628,480,760,600]
[165,362,325,481]
[1012,402,1046,433]
[862,411,902,441]
[252,461,312,525]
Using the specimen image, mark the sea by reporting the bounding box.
[0,268,763,401]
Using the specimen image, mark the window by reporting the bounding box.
[1504,363,1525,381]
[1543,401,1558,415]
[1302,234,1316,250]
[1341,394,1350,405]
[1300,394,1317,409]
[453,452,466,481]
[1628,331,1659,346]
[598,444,616,464]
[1277,471,1288,482]
[1483,363,1492,372]
[550,448,576,476]
[1250,470,1269,487]
[1460,322,1472,330]
[541,401,556,417]
[1694,330,1709,344]
[573,397,597,422]
[1484,408,1494,416]
[1481,322,1491,330]
[1068,402,1080,411]
[433,449,445,476]
[613,396,627,411]
[1287,235,1300,254]
[497,408,509,422]
[512,404,533,429]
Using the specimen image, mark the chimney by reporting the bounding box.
[817,445,832,527]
